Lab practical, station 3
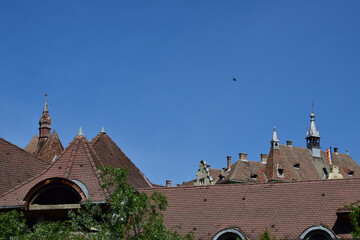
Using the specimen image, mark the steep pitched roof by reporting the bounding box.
[266,144,360,181]
[218,159,267,184]
[25,131,64,163]
[0,135,108,207]
[141,178,360,240]
[90,132,152,190]
[0,138,49,194]
[36,131,64,163]
[24,134,39,154]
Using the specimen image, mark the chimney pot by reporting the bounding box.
[287,140,292,146]
[226,156,231,170]
[166,180,171,187]
[239,153,248,160]
[261,154,268,164]
[334,147,338,153]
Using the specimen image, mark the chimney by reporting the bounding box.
[334,147,338,153]
[227,156,231,170]
[261,154,268,164]
[239,153,248,161]
[286,140,292,146]
[166,180,171,187]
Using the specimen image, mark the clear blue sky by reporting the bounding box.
[1,1,359,186]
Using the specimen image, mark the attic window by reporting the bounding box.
[294,163,300,169]
[251,174,258,180]
[218,175,225,180]
[348,170,354,177]
[277,168,284,178]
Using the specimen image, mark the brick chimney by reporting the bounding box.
[261,154,268,164]
[166,180,171,187]
[227,156,231,170]
[239,153,248,161]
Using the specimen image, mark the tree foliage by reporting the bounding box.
[0,166,193,240]
[346,203,360,239]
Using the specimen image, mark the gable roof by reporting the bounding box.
[0,135,109,208]
[0,138,49,194]
[141,178,360,240]
[90,132,152,190]
[218,159,267,184]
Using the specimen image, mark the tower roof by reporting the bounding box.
[306,111,320,138]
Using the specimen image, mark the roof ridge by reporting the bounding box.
[64,137,81,178]
[89,132,105,146]
[82,138,111,199]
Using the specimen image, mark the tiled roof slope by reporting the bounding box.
[218,160,267,184]
[267,145,360,181]
[36,131,64,163]
[90,132,152,190]
[0,135,108,207]
[141,178,360,240]
[0,138,49,194]
[24,134,39,154]
[25,131,64,163]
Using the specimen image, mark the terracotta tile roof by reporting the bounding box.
[266,145,360,181]
[90,132,152,190]
[0,138,49,194]
[36,131,64,163]
[218,160,267,184]
[141,178,360,240]
[0,135,109,207]
[24,134,39,154]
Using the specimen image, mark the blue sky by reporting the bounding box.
[1,1,360,186]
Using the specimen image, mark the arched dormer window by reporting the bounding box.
[24,178,87,211]
[212,228,246,240]
[299,225,337,240]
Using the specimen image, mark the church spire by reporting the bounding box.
[270,126,280,149]
[39,94,52,141]
[306,110,320,149]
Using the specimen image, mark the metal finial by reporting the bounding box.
[77,126,84,136]
[43,94,49,113]
[100,126,106,133]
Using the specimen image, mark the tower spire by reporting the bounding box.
[270,126,280,149]
[43,93,49,113]
[306,110,320,149]
[39,94,52,141]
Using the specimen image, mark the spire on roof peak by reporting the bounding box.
[100,126,106,133]
[77,127,85,137]
[39,94,51,141]
[43,94,49,113]
[270,126,280,149]
[306,108,320,149]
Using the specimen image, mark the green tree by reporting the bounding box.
[260,229,276,240]
[0,210,28,240]
[346,204,360,239]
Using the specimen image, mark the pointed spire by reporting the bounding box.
[100,126,106,133]
[77,126,84,136]
[43,94,49,113]
[270,126,280,149]
[39,94,52,141]
[306,108,320,149]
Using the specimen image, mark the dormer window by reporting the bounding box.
[348,170,354,177]
[251,174,258,180]
[277,168,284,178]
[294,163,300,169]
